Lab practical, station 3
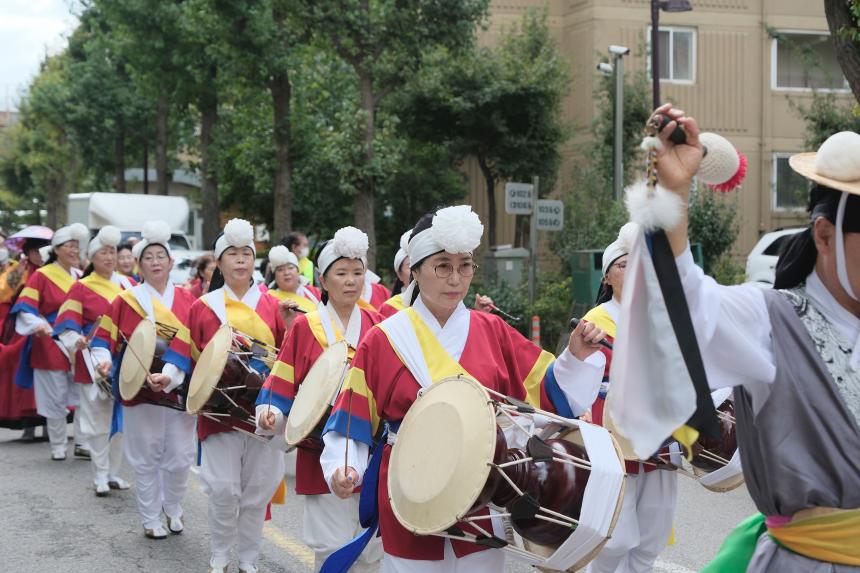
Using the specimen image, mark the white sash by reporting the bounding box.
[130,284,156,322]
[203,285,261,326]
[317,302,361,348]
[360,270,382,304]
[297,284,319,304]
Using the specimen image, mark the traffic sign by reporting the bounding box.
[535,199,564,231]
[504,182,534,215]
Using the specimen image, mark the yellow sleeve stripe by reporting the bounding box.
[270,360,295,384]
[344,366,379,437]
[21,287,40,302]
[524,350,556,408]
[58,299,83,316]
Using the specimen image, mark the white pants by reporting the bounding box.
[34,369,79,456]
[303,493,382,572]
[585,469,678,573]
[78,384,123,485]
[381,541,505,573]
[200,431,285,570]
[123,403,196,529]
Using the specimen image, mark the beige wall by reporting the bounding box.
[468,0,852,261]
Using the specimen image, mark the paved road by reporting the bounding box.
[0,427,755,572]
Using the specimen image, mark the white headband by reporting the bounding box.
[132,220,173,260]
[269,245,299,270]
[88,225,121,259]
[41,223,89,262]
[215,218,256,260]
[393,229,411,273]
[403,205,484,306]
[601,222,640,276]
[317,226,368,276]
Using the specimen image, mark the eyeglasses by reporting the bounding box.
[141,254,169,264]
[433,262,478,279]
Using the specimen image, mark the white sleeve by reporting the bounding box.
[254,404,286,436]
[161,362,186,393]
[58,330,83,353]
[90,346,112,367]
[551,348,606,417]
[321,431,370,493]
[675,246,776,393]
[15,311,48,336]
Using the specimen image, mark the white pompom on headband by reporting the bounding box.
[132,220,173,260]
[316,226,369,276]
[407,205,484,267]
[214,218,256,260]
[41,223,90,261]
[268,245,298,269]
[88,225,121,259]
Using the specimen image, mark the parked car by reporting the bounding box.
[745,228,804,286]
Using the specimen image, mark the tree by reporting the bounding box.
[825,0,860,103]
[397,9,569,247]
[296,0,489,266]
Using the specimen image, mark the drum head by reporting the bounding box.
[388,375,497,535]
[285,340,349,445]
[119,320,157,401]
[187,324,232,414]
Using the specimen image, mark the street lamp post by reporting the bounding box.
[608,46,630,201]
[651,0,693,109]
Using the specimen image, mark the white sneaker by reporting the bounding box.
[144,524,168,539]
[239,565,258,573]
[166,514,184,534]
[108,476,131,490]
[94,481,110,497]
[208,565,227,573]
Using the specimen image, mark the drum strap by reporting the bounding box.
[320,421,400,573]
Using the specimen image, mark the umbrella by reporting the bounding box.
[4,226,53,251]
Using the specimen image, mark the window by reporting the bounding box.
[772,154,809,211]
[772,31,849,91]
[647,27,696,83]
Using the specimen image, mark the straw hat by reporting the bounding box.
[789,131,860,196]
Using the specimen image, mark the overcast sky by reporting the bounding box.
[1,0,80,110]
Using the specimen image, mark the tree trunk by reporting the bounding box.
[199,83,220,249]
[356,72,377,268]
[143,141,149,194]
[270,70,293,244]
[155,95,169,195]
[478,155,497,247]
[825,0,860,104]
[114,130,126,193]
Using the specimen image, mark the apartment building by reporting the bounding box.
[469,0,853,257]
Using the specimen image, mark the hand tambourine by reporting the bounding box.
[647,113,747,192]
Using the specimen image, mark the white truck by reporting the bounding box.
[67,192,207,284]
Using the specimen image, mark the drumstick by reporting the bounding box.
[344,388,354,478]
[488,304,521,323]
[568,318,613,350]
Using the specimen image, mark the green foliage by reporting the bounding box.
[710,253,746,286]
[472,273,573,352]
[791,91,860,149]
[687,186,740,274]
[839,1,860,41]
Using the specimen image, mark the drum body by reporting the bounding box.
[388,376,626,573]
[689,397,744,492]
[187,324,265,418]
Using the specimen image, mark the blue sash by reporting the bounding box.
[320,421,399,573]
[109,348,124,437]
[14,311,58,390]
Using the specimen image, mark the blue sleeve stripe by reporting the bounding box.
[255,388,293,415]
[323,409,373,447]
[91,338,110,350]
[10,302,39,316]
[544,361,576,419]
[162,348,192,375]
[52,320,82,337]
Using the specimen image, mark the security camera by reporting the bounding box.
[596,62,614,74]
[608,45,631,56]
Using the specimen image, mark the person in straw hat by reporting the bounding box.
[319,205,608,572]
[53,225,134,496]
[164,218,295,573]
[90,220,198,539]
[11,223,88,461]
[616,103,860,572]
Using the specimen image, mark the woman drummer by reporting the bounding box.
[580,223,679,573]
[256,226,384,572]
[265,244,321,314]
[320,205,608,573]
[11,223,89,461]
[90,220,197,539]
[163,218,290,573]
[54,226,134,496]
